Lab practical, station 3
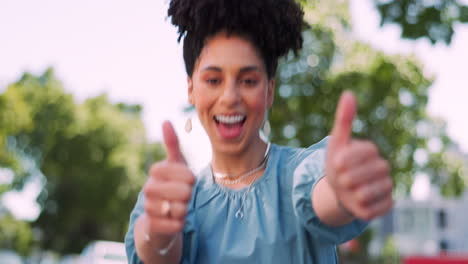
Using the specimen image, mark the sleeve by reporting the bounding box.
[291,137,368,245]
[125,191,145,264]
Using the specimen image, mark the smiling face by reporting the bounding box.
[188,32,274,156]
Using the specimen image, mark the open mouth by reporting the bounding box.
[214,114,246,125]
[214,114,246,139]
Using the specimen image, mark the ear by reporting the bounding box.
[267,79,275,108]
[187,76,194,105]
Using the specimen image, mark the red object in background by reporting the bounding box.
[340,239,360,253]
[404,255,468,264]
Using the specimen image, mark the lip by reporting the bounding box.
[214,112,246,117]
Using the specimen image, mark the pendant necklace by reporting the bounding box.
[211,143,271,219]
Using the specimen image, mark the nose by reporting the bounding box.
[219,79,240,106]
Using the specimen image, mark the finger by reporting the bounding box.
[149,162,195,184]
[354,177,393,206]
[144,197,188,219]
[145,198,165,217]
[338,159,390,190]
[358,196,394,221]
[335,140,380,171]
[329,91,357,152]
[162,120,187,164]
[371,196,394,217]
[168,201,188,220]
[148,217,184,235]
[146,181,193,202]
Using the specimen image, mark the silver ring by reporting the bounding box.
[161,200,171,217]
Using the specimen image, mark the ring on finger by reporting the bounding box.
[161,200,171,217]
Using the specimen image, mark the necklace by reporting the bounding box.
[210,143,272,219]
[212,143,271,185]
[234,168,260,219]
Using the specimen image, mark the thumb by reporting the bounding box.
[329,91,356,151]
[162,120,186,164]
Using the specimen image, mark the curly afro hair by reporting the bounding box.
[167,0,305,79]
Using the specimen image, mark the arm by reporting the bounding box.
[312,176,354,227]
[126,121,195,264]
[290,137,370,244]
[133,214,182,263]
[320,92,393,225]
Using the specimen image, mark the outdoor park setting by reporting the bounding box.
[1,0,468,263]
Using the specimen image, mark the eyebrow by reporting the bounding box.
[200,65,262,73]
[240,66,261,73]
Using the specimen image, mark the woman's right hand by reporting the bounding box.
[142,121,196,236]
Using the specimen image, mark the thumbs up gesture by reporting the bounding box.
[326,92,393,221]
[142,121,196,235]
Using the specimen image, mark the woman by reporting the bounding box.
[125,0,393,263]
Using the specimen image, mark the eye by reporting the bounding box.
[206,78,221,85]
[241,79,258,86]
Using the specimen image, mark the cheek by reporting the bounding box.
[195,98,210,115]
[250,100,267,113]
[246,89,268,112]
[193,88,215,116]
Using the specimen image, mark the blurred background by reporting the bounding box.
[1,0,467,263]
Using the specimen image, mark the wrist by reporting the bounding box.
[141,214,180,256]
[144,232,179,256]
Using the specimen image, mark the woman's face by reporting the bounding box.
[188,32,274,155]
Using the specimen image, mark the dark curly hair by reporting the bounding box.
[167,0,305,79]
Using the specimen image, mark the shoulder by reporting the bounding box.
[267,137,329,193]
[271,136,329,170]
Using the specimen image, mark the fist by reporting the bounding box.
[326,92,393,221]
[143,121,195,235]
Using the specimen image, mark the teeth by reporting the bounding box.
[215,115,245,124]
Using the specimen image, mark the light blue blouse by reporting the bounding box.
[125,138,368,263]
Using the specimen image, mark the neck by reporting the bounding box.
[211,138,268,177]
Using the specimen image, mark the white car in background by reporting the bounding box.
[79,241,127,264]
[59,254,81,264]
[0,250,23,264]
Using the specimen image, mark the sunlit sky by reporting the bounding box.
[0,0,467,220]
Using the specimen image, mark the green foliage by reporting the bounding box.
[422,119,467,197]
[374,0,468,44]
[0,213,33,255]
[269,0,465,197]
[0,68,165,253]
[0,84,33,188]
[371,236,402,264]
[271,1,467,261]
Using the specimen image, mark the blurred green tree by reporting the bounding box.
[271,0,465,260]
[0,69,165,253]
[272,0,464,196]
[374,0,468,44]
[0,212,33,256]
[0,84,33,193]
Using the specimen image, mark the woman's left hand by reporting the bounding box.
[325,91,393,221]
